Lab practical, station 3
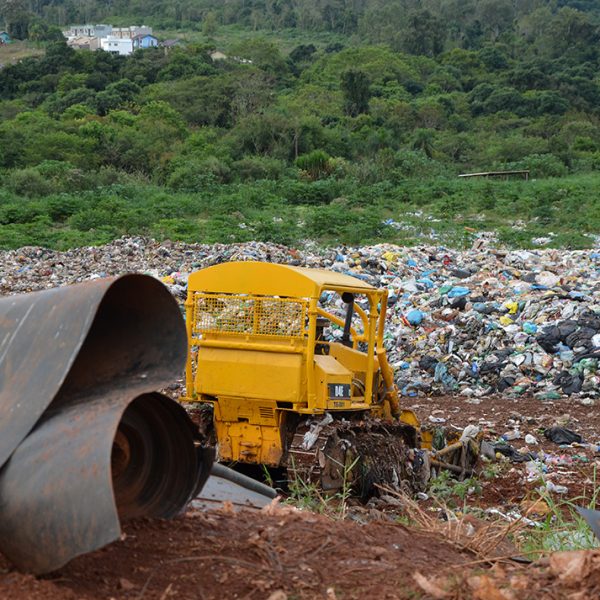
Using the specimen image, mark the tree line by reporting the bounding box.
[2,0,600,50]
[0,1,599,250]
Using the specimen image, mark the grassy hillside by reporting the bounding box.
[0,2,598,250]
[1,173,598,250]
[0,40,43,64]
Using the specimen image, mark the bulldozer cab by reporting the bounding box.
[183,261,391,415]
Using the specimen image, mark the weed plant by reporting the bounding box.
[519,466,600,556]
[286,456,359,519]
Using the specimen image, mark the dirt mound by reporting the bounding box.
[0,506,473,600]
[420,549,600,599]
[1,505,599,599]
[0,572,78,600]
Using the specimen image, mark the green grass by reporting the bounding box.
[425,460,600,559]
[520,493,600,555]
[0,173,598,250]
[155,24,348,54]
[428,470,483,510]
[285,456,358,519]
[518,466,600,556]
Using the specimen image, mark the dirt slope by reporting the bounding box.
[0,506,475,600]
[0,504,599,599]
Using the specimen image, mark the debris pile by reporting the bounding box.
[405,393,600,531]
[1,237,599,401]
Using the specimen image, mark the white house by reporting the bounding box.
[100,35,132,56]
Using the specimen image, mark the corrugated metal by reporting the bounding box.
[0,274,212,574]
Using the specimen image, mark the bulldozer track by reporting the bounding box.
[288,428,328,486]
[286,416,427,497]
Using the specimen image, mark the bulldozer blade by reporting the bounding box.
[0,275,213,574]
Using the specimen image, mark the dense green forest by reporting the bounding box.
[0,0,599,249]
[3,0,600,38]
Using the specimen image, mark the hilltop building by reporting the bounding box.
[63,24,154,55]
[100,35,134,55]
[132,34,158,50]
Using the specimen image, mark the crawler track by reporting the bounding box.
[288,417,428,497]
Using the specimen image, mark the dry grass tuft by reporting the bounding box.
[376,484,531,563]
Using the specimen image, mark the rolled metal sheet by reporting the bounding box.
[0,275,213,574]
[577,506,600,541]
[0,278,102,469]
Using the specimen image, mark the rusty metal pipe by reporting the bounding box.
[432,441,464,458]
[210,463,277,499]
[0,275,213,574]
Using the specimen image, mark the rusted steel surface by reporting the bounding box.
[578,507,600,541]
[0,275,213,574]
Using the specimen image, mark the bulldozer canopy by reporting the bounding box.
[187,261,377,298]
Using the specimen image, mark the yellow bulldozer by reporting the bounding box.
[182,261,478,495]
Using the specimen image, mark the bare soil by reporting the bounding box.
[1,505,475,600]
[410,394,600,509]
[1,393,598,599]
[1,505,600,600]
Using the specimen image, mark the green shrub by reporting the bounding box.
[296,150,332,180]
[304,204,355,237]
[167,158,226,191]
[253,217,300,246]
[0,223,41,249]
[5,169,54,197]
[69,207,116,231]
[150,218,202,242]
[504,154,568,178]
[390,150,445,180]
[281,179,341,205]
[232,156,288,181]
[0,200,47,224]
[46,195,87,221]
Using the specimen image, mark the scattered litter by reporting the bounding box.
[301,413,333,450]
[544,427,584,445]
[521,498,551,516]
[502,429,522,442]
[480,440,496,460]
[485,508,540,528]
[545,481,569,494]
[493,443,537,463]
[1,238,599,400]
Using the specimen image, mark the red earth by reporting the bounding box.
[1,392,599,599]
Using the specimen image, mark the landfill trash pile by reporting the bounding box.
[4,237,600,598]
[1,237,599,401]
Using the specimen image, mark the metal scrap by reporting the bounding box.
[0,274,212,574]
